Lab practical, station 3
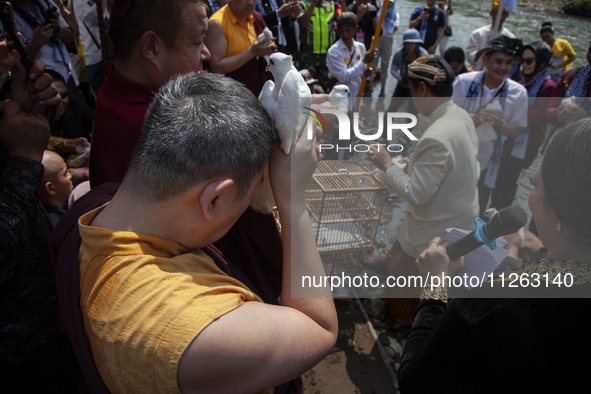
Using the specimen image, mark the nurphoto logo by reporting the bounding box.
[304,108,418,154]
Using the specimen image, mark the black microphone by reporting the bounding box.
[445,205,527,260]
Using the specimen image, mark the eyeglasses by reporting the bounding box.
[520,57,535,65]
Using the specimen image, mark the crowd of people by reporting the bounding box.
[1,0,590,392]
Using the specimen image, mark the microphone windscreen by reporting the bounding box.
[483,205,528,240]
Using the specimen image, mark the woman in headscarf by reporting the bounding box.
[515,41,560,172]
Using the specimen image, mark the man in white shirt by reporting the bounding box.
[465,0,515,71]
[452,36,527,216]
[326,12,375,111]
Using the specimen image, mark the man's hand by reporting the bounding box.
[75,137,91,154]
[30,24,54,51]
[250,38,277,58]
[46,10,61,35]
[474,107,504,125]
[269,124,321,207]
[0,39,20,90]
[356,2,368,18]
[0,100,50,163]
[399,157,410,174]
[277,1,301,18]
[363,49,377,64]
[10,59,61,114]
[366,144,393,172]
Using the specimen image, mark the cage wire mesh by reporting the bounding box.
[305,161,387,295]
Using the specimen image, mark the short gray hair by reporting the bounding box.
[125,72,279,201]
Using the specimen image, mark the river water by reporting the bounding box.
[391,0,590,69]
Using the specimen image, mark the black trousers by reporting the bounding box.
[478,154,524,217]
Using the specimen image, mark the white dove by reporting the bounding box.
[324,84,350,113]
[259,52,312,154]
[256,27,274,64]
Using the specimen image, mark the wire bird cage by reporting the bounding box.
[306,160,387,255]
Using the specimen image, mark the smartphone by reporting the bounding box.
[42,0,57,32]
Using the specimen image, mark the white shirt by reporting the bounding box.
[466,24,516,71]
[326,39,366,110]
[376,100,480,258]
[452,71,527,170]
[73,0,106,66]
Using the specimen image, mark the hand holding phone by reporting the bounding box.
[42,3,59,34]
[0,1,56,120]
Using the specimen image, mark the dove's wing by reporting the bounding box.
[276,69,312,153]
[298,84,313,141]
[257,26,273,43]
[258,80,276,119]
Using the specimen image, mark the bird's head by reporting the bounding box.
[267,52,294,79]
[330,84,350,97]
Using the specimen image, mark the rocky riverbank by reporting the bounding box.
[519,0,591,17]
[518,0,569,14]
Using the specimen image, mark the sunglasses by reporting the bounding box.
[520,57,535,65]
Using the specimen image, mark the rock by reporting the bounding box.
[363,298,385,320]
[383,346,396,360]
[371,318,383,329]
[388,337,404,356]
[399,337,406,349]
[518,0,569,14]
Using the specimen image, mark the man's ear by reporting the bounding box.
[44,181,56,196]
[414,80,428,98]
[482,53,489,66]
[198,178,235,221]
[139,30,162,66]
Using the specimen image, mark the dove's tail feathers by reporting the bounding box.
[282,137,293,154]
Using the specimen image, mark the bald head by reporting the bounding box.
[42,151,65,181]
[41,150,73,208]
